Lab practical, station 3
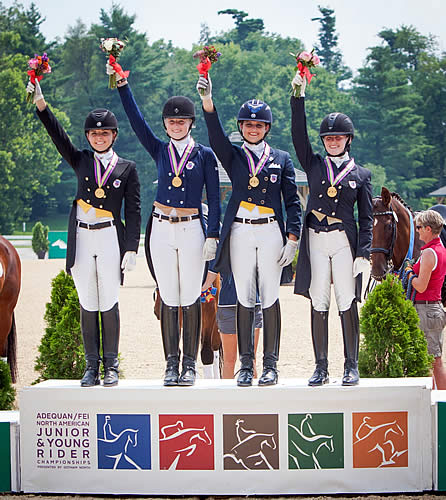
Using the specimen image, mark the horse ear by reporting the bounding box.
[381,186,391,206]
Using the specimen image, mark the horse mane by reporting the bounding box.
[390,192,414,215]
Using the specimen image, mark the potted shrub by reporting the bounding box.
[31,221,49,259]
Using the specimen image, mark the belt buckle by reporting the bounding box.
[169,216,180,224]
[245,218,251,224]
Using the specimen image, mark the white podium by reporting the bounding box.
[20,378,432,495]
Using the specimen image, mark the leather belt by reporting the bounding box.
[152,212,200,223]
[234,216,277,225]
[414,300,442,304]
[308,222,344,233]
[77,220,115,230]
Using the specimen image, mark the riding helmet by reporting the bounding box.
[162,96,195,123]
[237,99,273,125]
[319,112,354,138]
[84,109,118,131]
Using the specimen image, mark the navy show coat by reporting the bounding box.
[290,96,373,300]
[203,106,302,275]
[117,84,221,281]
[36,106,141,283]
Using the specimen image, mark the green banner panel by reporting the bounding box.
[0,422,11,492]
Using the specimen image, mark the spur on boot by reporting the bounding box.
[308,360,329,387]
[178,355,197,386]
[81,362,100,387]
[164,355,179,386]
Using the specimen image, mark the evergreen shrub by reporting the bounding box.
[359,274,433,378]
[31,221,49,258]
[0,359,16,410]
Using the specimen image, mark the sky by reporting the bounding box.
[5,0,446,72]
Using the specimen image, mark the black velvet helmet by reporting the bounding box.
[162,96,195,122]
[319,112,354,138]
[84,109,118,131]
[237,99,273,125]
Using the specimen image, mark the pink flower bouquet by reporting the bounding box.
[290,49,320,97]
[26,53,51,103]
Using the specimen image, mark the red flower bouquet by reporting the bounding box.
[100,37,129,89]
[26,53,51,103]
[193,46,221,94]
[290,49,320,97]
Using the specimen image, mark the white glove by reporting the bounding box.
[196,75,212,100]
[353,257,369,278]
[291,73,306,97]
[202,238,218,261]
[121,251,137,272]
[26,80,44,103]
[278,239,298,267]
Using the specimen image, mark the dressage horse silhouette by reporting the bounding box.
[288,414,335,469]
[0,235,21,382]
[98,428,140,469]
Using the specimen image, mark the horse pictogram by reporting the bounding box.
[288,414,335,469]
[223,418,277,470]
[353,412,408,468]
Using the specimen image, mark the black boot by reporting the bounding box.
[308,307,329,387]
[179,298,201,386]
[236,302,255,387]
[160,301,180,386]
[340,301,360,386]
[80,306,100,387]
[259,300,281,386]
[101,303,120,387]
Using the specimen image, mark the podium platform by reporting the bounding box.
[20,378,432,495]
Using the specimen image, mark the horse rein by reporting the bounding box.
[370,202,398,272]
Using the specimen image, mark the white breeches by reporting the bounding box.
[308,228,355,312]
[71,224,121,312]
[229,220,283,309]
[150,215,205,307]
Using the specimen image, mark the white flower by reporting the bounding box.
[103,39,114,51]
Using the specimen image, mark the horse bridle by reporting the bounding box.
[370,202,398,272]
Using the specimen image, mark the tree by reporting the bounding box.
[217,9,264,45]
[311,6,351,83]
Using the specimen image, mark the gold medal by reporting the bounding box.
[95,187,105,198]
[172,176,182,188]
[327,186,337,197]
[249,176,260,188]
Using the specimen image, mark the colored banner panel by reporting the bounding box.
[352,411,408,468]
[159,414,214,470]
[0,422,11,492]
[223,414,279,470]
[438,402,446,490]
[288,413,344,469]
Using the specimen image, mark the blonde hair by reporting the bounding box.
[415,210,445,236]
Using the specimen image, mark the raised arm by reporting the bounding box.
[27,80,80,167]
[281,154,302,240]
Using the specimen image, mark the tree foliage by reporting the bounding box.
[0,359,16,410]
[359,274,433,377]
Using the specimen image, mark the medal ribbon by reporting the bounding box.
[242,143,271,178]
[168,138,195,178]
[325,157,355,187]
[94,153,119,188]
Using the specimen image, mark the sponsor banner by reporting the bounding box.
[20,378,432,495]
[0,411,20,492]
[432,392,446,491]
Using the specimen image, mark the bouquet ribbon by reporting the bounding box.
[297,62,315,84]
[197,58,212,79]
[109,55,130,79]
[27,70,44,85]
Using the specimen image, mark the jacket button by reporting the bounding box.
[87,199,90,203]
[168,186,171,190]
[319,194,322,198]
[168,172,172,176]
[85,177,89,181]
[260,200,265,204]
[99,205,103,209]
[87,188,90,192]
[322,180,325,184]
[264,176,268,181]
[324,227,328,232]
[318,208,322,211]
[248,197,252,202]
[180,201,184,204]
[248,186,252,190]
[107,185,110,189]
[339,186,342,189]
[167,200,170,203]
[262,188,266,193]
[335,199,338,203]
[182,188,185,191]
[332,212,335,216]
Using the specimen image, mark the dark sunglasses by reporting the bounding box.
[416,225,423,229]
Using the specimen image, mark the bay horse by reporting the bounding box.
[370,187,423,282]
[0,235,21,383]
[153,273,222,374]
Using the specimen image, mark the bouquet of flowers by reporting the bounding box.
[26,53,51,103]
[290,49,320,97]
[100,37,129,89]
[193,45,221,94]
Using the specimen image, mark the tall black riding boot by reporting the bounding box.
[340,301,360,386]
[308,307,329,387]
[101,303,120,387]
[236,302,255,387]
[80,306,100,387]
[160,301,180,386]
[179,298,201,386]
[259,299,281,386]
